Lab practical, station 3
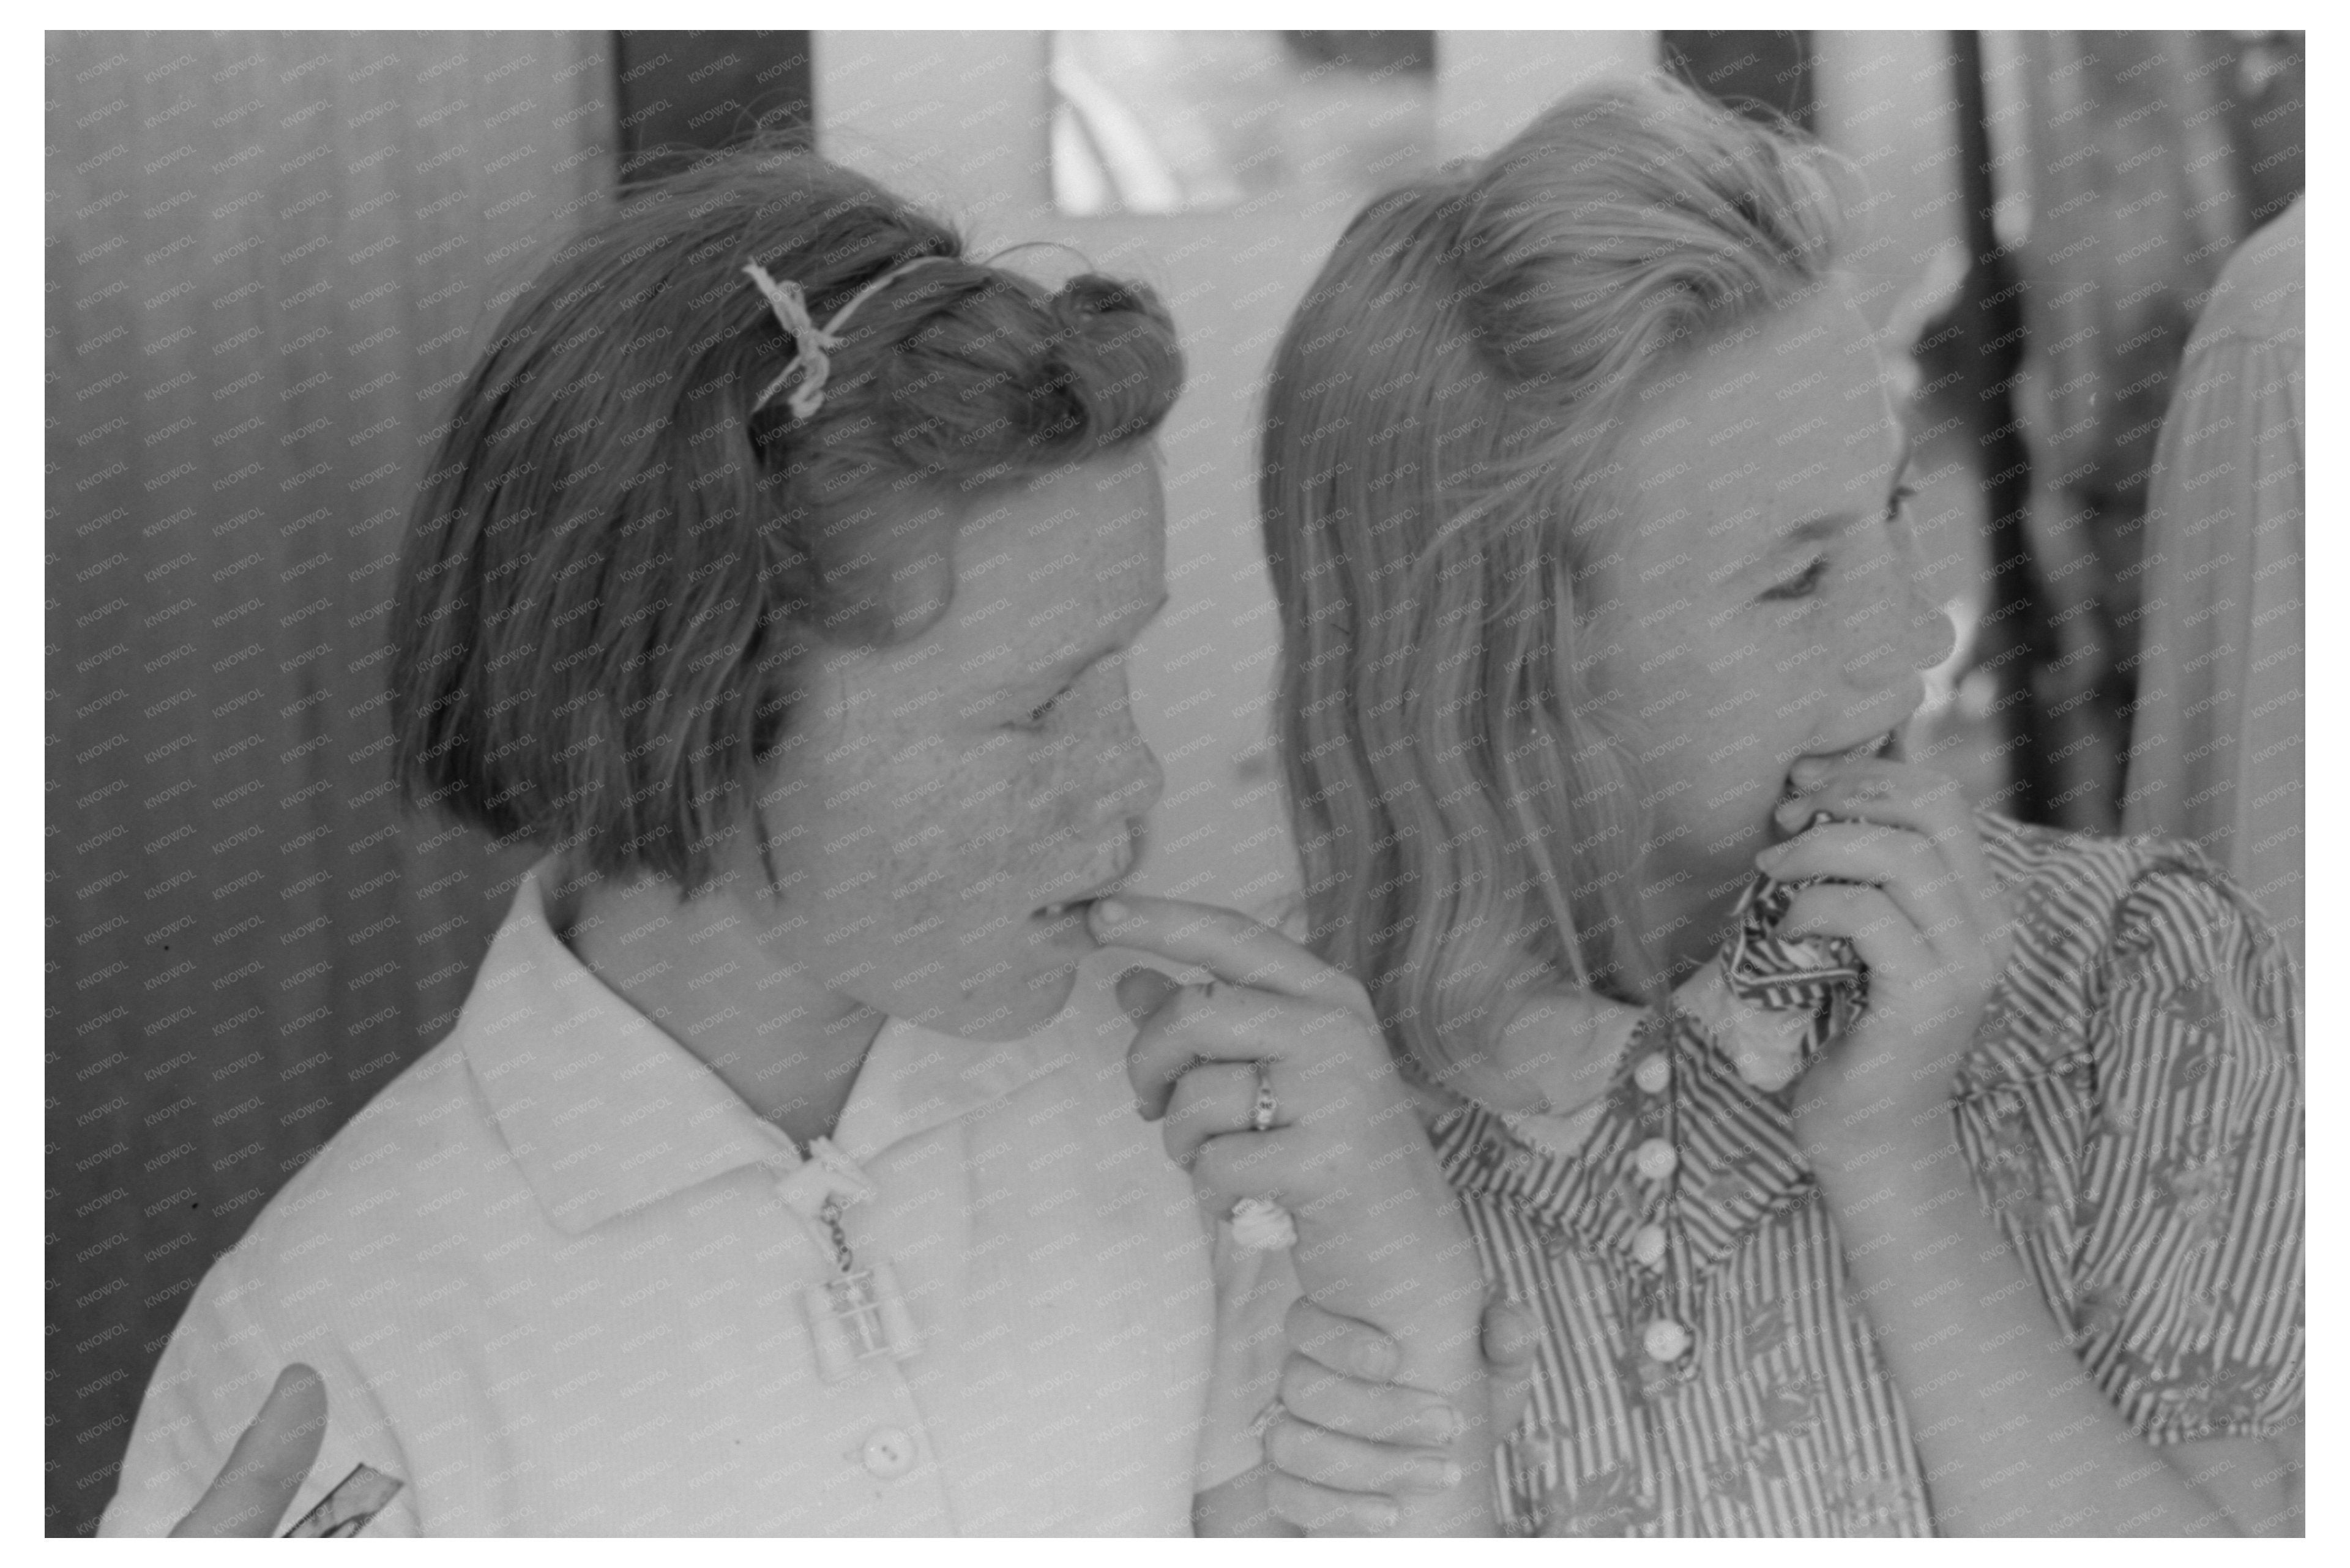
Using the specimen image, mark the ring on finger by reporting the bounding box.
[1250,1063,1278,1133]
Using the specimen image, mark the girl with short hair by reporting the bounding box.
[108,141,1485,1537]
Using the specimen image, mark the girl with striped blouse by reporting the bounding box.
[1245,77,2302,1536]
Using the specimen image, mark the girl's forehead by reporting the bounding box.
[873,458,1164,683]
[1614,294,1897,572]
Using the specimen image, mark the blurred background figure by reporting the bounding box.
[2121,198,2304,969]
[1049,31,1436,216]
[1976,30,2303,832]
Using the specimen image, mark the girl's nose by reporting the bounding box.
[1901,580,1958,674]
[1127,737,1166,819]
[1843,595,1953,690]
[1105,709,1165,821]
[1842,550,1953,689]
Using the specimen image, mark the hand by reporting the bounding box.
[1258,1292,1540,1534]
[1758,757,2012,1161]
[1094,895,1428,1232]
[1098,894,1498,1533]
[168,1364,326,1537]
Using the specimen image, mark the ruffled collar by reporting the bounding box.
[1433,873,1863,1274]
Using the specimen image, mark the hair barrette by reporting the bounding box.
[742,254,952,422]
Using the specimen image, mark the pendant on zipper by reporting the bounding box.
[802,1258,920,1383]
[777,1143,920,1384]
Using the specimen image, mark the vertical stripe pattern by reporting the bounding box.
[1436,813,2302,1536]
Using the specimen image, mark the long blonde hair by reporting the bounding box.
[1260,76,1847,1087]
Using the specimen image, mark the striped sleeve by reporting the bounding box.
[2068,860,2302,1443]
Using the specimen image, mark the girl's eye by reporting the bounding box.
[1758,485,1913,604]
[1761,558,1828,602]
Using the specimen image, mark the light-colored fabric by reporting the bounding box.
[1438,813,2302,1536]
[100,858,1284,1536]
[2123,200,2305,969]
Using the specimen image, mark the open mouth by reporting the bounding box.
[1033,875,1129,925]
[1033,834,1139,925]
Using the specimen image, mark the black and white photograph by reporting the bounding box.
[42,12,2311,1541]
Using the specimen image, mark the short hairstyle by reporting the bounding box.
[390,141,1184,896]
[1259,75,1845,1085]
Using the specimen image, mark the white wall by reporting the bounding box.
[1812,31,1968,333]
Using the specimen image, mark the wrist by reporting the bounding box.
[1290,1182,1477,1294]
[1800,1122,1972,1241]
[1793,1061,1958,1170]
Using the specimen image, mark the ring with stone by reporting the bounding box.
[1228,1196,1297,1251]
[1248,1066,1278,1133]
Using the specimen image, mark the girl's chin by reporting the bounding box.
[900,972,1078,1042]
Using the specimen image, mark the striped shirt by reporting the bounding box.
[1433,813,2302,1536]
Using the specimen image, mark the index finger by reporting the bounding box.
[1789,760,1991,879]
[1089,895,1368,1016]
[170,1364,326,1537]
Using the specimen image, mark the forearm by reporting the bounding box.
[1287,1148,1495,1534]
[1814,1145,2236,1536]
[1193,1469,1299,1536]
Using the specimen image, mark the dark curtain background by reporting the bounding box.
[1999,30,2303,829]
[614,29,813,181]
[1661,30,1815,131]
[46,31,610,1534]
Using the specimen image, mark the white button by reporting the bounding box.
[862,1427,917,1480]
[1633,1052,1671,1095]
[1635,1138,1679,1182]
[1631,1224,1668,1268]
[1643,1318,1691,1362]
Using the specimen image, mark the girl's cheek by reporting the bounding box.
[1025,742,1100,846]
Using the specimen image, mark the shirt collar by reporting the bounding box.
[1434,1002,1815,1274]
[458,859,1122,1234]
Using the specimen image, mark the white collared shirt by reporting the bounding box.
[101,859,1282,1535]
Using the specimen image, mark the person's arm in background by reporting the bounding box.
[100,1249,417,1538]
[2121,201,2303,971]
[163,1365,325,1536]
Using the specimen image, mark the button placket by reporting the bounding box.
[753,1170,952,1521]
[1621,1013,1698,1378]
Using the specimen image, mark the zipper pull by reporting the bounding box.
[773,1136,878,1222]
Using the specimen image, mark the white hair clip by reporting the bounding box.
[742,254,952,422]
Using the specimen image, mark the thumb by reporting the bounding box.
[170,1363,327,1537]
[1114,965,1182,1029]
[1479,1293,1540,1437]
